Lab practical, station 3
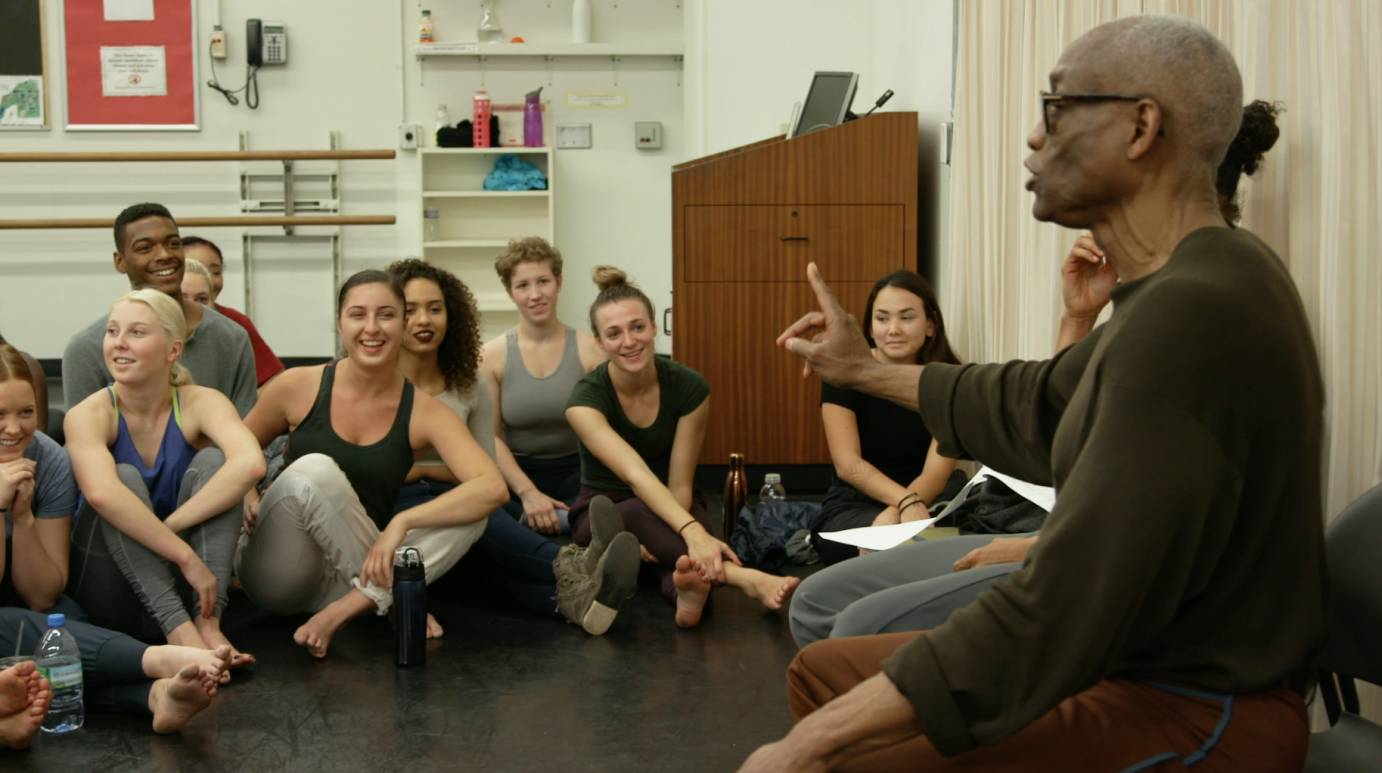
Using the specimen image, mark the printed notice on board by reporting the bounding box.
[565,91,628,109]
[100,46,167,97]
[103,0,155,22]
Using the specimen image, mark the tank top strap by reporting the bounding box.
[560,323,580,362]
[503,327,522,382]
[107,385,119,416]
[171,387,182,428]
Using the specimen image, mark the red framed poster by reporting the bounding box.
[62,0,198,130]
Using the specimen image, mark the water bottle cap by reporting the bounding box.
[765,473,781,484]
[47,613,65,628]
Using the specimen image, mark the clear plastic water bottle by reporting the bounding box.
[759,473,787,502]
[36,613,83,734]
[423,208,441,242]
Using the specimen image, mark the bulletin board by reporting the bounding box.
[0,0,49,130]
[62,0,199,131]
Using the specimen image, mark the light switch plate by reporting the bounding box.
[556,123,593,149]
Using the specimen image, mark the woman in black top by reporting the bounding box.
[236,270,506,659]
[813,271,960,564]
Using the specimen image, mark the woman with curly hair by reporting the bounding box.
[388,259,640,636]
[388,258,493,496]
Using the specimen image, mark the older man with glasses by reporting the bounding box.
[742,15,1324,773]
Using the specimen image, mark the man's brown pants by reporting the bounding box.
[788,632,1309,771]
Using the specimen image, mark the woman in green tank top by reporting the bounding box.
[566,267,800,628]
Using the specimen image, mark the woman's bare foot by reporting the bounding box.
[148,664,218,734]
[0,662,36,716]
[734,568,801,611]
[426,613,444,639]
[0,678,49,749]
[294,590,374,659]
[143,644,231,683]
[194,618,256,672]
[673,555,712,628]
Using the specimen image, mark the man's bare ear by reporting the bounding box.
[113,251,128,275]
[1126,99,1163,161]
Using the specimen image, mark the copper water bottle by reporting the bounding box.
[722,453,748,538]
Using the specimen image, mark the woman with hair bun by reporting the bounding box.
[566,266,799,628]
[66,289,264,669]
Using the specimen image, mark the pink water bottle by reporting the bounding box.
[472,88,492,148]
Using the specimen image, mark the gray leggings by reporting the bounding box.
[68,447,241,638]
[788,534,1027,648]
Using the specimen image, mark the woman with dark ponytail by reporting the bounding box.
[566,266,799,627]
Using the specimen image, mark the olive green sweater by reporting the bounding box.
[882,227,1328,755]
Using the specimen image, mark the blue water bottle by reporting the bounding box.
[394,547,427,667]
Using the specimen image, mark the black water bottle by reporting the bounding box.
[393,546,427,667]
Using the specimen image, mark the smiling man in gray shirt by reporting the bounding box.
[62,203,257,416]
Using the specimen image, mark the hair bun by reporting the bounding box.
[592,265,631,291]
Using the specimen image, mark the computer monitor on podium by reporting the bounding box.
[788,71,859,138]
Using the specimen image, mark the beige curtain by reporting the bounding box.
[946,0,1381,718]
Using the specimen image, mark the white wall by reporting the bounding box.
[0,0,684,362]
[684,0,954,274]
[1,1,954,367]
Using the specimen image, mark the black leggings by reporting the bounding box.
[0,602,153,714]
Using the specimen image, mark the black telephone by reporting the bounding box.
[246,19,286,67]
[247,19,263,67]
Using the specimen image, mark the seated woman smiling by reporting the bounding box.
[565,267,799,627]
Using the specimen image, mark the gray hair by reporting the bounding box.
[1077,15,1243,171]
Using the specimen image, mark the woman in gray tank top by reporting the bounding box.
[480,238,604,536]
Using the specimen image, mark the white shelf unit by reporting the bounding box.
[421,147,554,341]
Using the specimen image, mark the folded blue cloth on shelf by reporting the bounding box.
[483,154,548,191]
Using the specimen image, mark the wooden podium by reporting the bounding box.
[671,113,919,465]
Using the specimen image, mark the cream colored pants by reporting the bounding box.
[235,453,484,615]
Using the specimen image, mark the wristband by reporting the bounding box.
[677,520,699,537]
[899,498,926,514]
[896,492,922,511]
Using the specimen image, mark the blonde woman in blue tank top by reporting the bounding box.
[480,238,604,535]
[66,290,264,672]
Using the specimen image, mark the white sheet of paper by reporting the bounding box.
[976,466,1057,512]
[819,517,941,551]
[100,46,167,97]
[103,0,154,21]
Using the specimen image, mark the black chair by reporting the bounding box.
[1304,483,1382,771]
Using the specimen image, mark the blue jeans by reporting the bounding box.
[476,510,560,617]
[502,453,581,533]
[396,480,560,617]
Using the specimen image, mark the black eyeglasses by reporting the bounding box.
[1039,91,1161,136]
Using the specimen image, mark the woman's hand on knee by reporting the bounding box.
[361,522,407,589]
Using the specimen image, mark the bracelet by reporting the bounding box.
[677,520,699,537]
[896,492,922,511]
[899,498,926,514]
